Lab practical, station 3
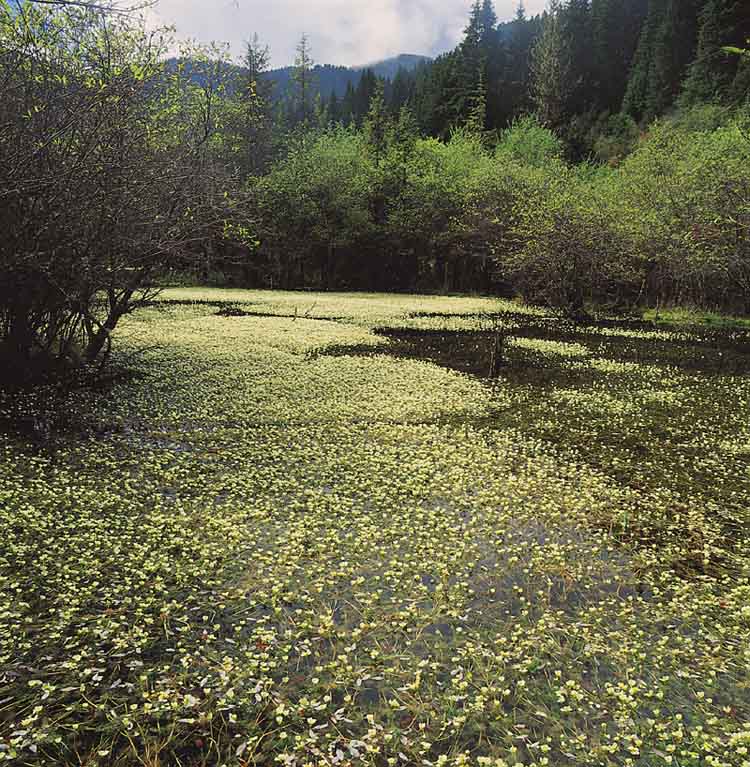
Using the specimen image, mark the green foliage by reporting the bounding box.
[644,306,750,328]
[504,163,642,315]
[530,1,571,129]
[0,2,253,376]
[591,112,640,164]
[253,127,373,288]
[668,101,733,131]
[231,0,746,159]
[680,0,750,108]
[617,117,750,309]
[292,33,316,125]
[363,80,392,165]
[245,91,749,314]
[496,115,564,167]
[390,130,490,289]
[3,0,750,380]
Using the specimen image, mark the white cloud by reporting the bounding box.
[148,0,548,68]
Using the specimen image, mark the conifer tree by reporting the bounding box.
[460,0,484,95]
[393,105,420,152]
[623,0,663,119]
[647,0,680,117]
[239,33,275,174]
[314,92,328,131]
[244,34,272,102]
[328,91,341,123]
[354,69,378,125]
[465,66,488,136]
[649,0,701,118]
[479,0,498,50]
[293,33,315,125]
[531,1,571,129]
[681,0,750,106]
[624,0,701,121]
[591,0,647,112]
[364,81,392,166]
[445,0,497,131]
[412,57,445,135]
[341,81,356,126]
[502,4,540,123]
[560,0,594,116]
[390,67,412,113]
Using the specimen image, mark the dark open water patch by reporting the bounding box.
[145,298,346,322]
[319,315,750,380]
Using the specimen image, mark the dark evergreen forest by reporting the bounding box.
[267,0,749,153]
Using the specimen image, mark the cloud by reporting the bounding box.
[149,0,548,68]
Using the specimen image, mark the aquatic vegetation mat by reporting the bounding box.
[1,290,749,766]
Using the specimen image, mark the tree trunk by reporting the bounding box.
[488,330,505,378]
[202,239,214,282]
[326,241,335,291]
[83,291,133,364]
[7,297,35,360]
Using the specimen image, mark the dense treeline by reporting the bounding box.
[313,0,749,157]
[245,112,750,315]
[1,0,749,380]
[230,0,749,311]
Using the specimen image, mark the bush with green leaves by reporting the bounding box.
[502,161,643,316]
[393,130,490,290]
[0,1,251,381]
[244,100,749,314]
[591,112,640,165]
[495,115,565,168]
[253,127,374,289]
[617,116,750,310]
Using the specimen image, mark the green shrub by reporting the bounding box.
[669,103,734,132]
[618,118,750,310]
[505,162,643,316]
[592,113,640,165]
[496,115,565,168]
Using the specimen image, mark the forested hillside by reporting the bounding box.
[222,0,749,146]
[271,0,749,151]
[264,53,431,103]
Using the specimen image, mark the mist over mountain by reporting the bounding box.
[356,53,432,80]
[264,53,431,101]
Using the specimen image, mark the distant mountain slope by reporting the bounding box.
[167,53,432,104]
[355,53,431,80]
[262,64,354,101]
[264,53,431,100]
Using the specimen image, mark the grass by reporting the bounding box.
[1,289,749,767]
[643,306,750,330]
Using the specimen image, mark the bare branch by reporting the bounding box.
[26,0,156,14]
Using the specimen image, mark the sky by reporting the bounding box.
[149,0,548,69]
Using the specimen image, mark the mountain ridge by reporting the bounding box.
[264,53,431,100]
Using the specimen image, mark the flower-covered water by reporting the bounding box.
[1,290,749,766]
